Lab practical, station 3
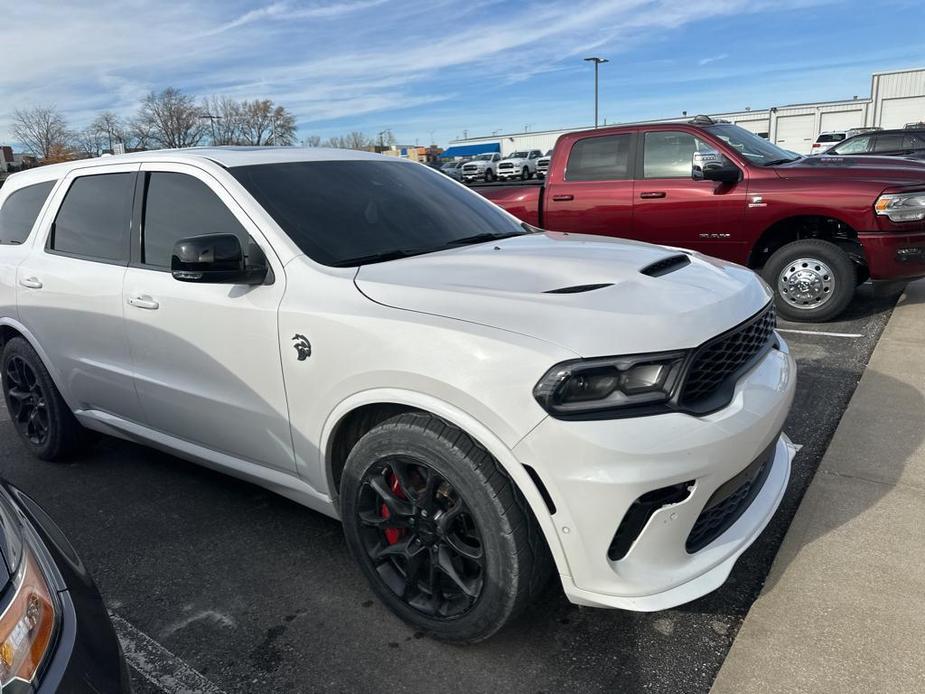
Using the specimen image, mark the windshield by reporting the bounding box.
[704,124,800,166]
[474,153,496,161]
[231,161,528,266]
[507,151,528,159]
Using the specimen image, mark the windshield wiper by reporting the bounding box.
[763,157,801,166]
[332,249,424,267]
[443,231,525,247]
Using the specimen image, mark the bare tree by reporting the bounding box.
[238,99,297,146]
[11,106,73,159]
[135,88,206,149]
[343,131,372,150]
[301,135,321,147]
[74,127,105,158]
[126,117,156,151]
[201,96,243,145]
[89,111,125,152]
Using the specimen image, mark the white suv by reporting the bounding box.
[0,148,795,642]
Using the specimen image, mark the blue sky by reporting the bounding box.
[3,0,925,148]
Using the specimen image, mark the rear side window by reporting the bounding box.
[565,134,633,181]
[873,134,904,152]
[50,173,134,262]
[643,131,711,178]
[816,133,845,143]
[142,172,249,269]
[0,181,55,245]
[903,133,925,149]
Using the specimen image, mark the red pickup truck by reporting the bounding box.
[477,117,925,321]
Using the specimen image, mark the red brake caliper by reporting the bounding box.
[381,471,406,545]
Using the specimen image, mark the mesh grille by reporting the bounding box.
[680,305,776,407]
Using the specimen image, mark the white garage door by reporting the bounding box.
[880,96,925,128]
[734,118,770,137]
[819,109,863,133]
[775,114,815,154]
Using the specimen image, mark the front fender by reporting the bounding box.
[320,387,571,579]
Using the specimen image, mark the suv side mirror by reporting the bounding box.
[171,233,269,285]
[692,149,740,184]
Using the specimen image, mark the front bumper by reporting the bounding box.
[513,339,796,610]
[2,485,130,693]
[859,230,925,280]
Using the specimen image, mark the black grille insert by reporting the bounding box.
[680,304,776,412]
[686,436,777,553]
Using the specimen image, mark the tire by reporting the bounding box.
[521,167,529,181]
[1,337,86,460]
[340,412,552,643]
[485,169,495,183]
[761,239,856,322]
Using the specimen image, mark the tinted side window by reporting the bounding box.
[643,131,711,178]
[0,181,55,245]
[142,173,249,269]
[51,173,134,262]
[873,134,904,151]
[903,133,925,149]
[565,134,632,181]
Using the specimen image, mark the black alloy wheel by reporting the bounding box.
[357,456,484,619]
[5,355,49,446]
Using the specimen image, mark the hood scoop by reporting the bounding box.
[544,283,613,294]
[640,254,691,277]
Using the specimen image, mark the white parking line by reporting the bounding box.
[778,328,864,338]
[108,611,226,694]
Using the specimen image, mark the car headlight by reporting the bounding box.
[0,548,57,687]
[0,497,58,689]
[874,192,925,222]
[533,352,687,416]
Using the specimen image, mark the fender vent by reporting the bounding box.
[640,254,690,277]
[544,283,613,294]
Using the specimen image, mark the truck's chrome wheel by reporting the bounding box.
[357,456,484,620]
[778,257,835,310]
[5,355,49,445]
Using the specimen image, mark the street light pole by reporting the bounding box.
[583,57,609,128]
[199,113,222,145]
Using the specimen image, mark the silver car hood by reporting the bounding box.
[354,232,771,357]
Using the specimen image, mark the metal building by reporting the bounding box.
[447,67,925,157]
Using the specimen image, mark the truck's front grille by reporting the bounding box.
[679,304,776,411]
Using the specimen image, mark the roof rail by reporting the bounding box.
[688,115,731,126]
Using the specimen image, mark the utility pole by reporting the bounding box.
[583,57,609,128]
[199,113,223,145]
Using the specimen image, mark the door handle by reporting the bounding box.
[551,194,574,201]
[639,191,667,199]
[127,294,159,310]
[19,276,43,289]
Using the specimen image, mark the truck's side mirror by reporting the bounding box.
[692,149,740,184]
[171,233,269,285]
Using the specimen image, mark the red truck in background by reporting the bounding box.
[476,116,925,321]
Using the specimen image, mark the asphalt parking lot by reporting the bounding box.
[0,283,902,694]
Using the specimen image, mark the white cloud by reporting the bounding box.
[699,53,729,66]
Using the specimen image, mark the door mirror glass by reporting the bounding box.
[692,149,740,183]
[171,233,268,285]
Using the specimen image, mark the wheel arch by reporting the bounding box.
[747,214,869,282]
[320,389,570,578]
[0,318,75,409]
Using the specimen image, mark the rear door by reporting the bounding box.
[17,164,145,422]
[632,129,749,261]
[542,131,636,237]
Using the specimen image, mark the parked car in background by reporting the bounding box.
[0,477,129,692]
[823,128,925,158]
[809,128,880,155]
[0,148,796,642]
[535,150,553,178]
[497,150,543,181]
[438,159,467,181]
[476,116,925,322]
[461,153,501,183]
